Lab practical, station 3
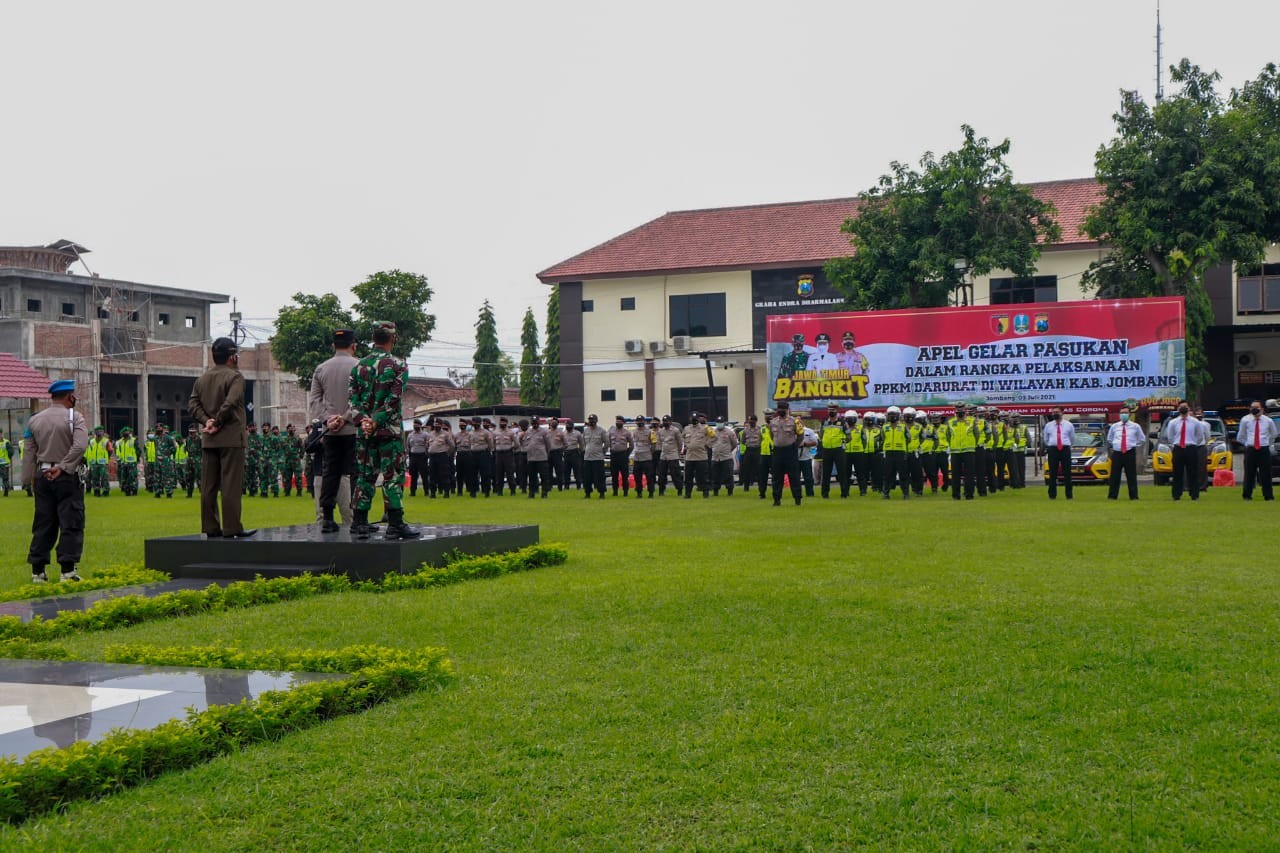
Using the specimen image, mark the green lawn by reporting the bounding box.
[2,484,1279,848]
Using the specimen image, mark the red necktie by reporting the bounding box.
[1256,418,1262,450]
[1179,420,1186,448]
[1121,426,1127,453]
[1056,423,1062,450]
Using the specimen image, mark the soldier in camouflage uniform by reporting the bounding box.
[280,423,304,496]
[85,425,112,496]
[347,321,419,539]
[152,423,177,498]
[254,422,273,496]
[244,422,260,496]
[184,424,202,498]
[0,429,14,496]
[116,427,139,496]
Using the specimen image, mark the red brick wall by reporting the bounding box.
[145,342,204,369]
[33,323,93,358]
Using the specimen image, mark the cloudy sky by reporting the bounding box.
[4,1,1277,376]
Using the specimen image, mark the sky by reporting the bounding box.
[4,1,1278,378]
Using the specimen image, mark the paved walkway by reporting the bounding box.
[0,579,232,624]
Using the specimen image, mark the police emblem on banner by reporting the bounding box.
[1034,313,1050,333]
[1013,314,1030,335]
[990,314,1010,335]
[797,274,815,298]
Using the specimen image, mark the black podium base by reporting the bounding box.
[144,523,540,582]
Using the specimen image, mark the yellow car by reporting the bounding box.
[1043,429,1112,484]
[1152,442,1232,486]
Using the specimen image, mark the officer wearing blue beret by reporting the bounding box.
[22,379,89,582]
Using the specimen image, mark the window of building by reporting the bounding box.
[600,389,616,401]
[627,388,643,401]
[185,315,197,328]
[669,293,727,337]
[61,302,76,316]
[157,312,170,326]
[989,275,1057,305]
[582,299,594,312]
[129,311,140,322]
[620,297,636,311]
[27,298,41,313]
[670,386,727,423]
[1238,263,1280,314]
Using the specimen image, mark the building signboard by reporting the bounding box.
[766,297,1186,410]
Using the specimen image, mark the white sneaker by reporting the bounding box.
[59,570,82,582]
[31,571,48,584]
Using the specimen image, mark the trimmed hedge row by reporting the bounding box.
[0,543,568,644]
[0,643,454,824]
[0,565,168,604]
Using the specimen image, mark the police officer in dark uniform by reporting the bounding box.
[22,379,88,583]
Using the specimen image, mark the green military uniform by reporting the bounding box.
[184,427,202,497]
[257,424,279,496]
[144,433,157,493]
[280,425,303,495]
[85,429,112,496]
[245,424,260,496]
[174,437,189,493]
[117,430,139,495]
[0,432,12,496]
[152,426,177,497]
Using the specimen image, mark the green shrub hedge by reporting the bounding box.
[0,543,568,645]
[0,565,168,603]
[0,643,454,824]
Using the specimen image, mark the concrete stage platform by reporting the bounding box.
[144,523,540,581]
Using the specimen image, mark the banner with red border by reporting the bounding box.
[766,297,1185,409]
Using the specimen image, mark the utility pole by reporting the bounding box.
[1155,0,1164,103]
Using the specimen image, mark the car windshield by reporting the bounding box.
[1072,431,1105,449]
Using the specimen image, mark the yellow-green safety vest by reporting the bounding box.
[85,437,110,465]
[946,417,977,452]
[145,440,157,463]
[118,438,137,463]
[881,423,908,452]
[820,422,848,449]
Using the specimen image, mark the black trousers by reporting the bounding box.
[739,447,761,488]
[658,457,684,494]
[712,459,734,495]
[408,454,429,495]
[771,446,802,504]
[992,449,1009,491]
[428,452,453,497]
[29,471,85,568]
[1009,450,1026,488]
[921,451,941,491]
[526,459,550,497]
[756,454,771,497]
[632,458,655,495]
[1046,447,1073,499]
[562,449,583,489]
[514,453,527,491]
[320,434,356,512]
[950,452,976,499]
[882,450,909,496]
[584,459,606,495]
[611,449,631,493]
[1107,449,1139,499]
[975,446,992,495]
[799,453,815,496]
[684,459,710,497]
[1171,445,1200,500]
[494,450,516,494]
[850,452,871,494]
[819,447,848,497]
[906,452,923,495]
[548,449,565,489]
[1243,448,1275,499]
[468,451,488,496]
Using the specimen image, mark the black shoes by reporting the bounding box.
[226,529,258,538]
[383,509,420,540]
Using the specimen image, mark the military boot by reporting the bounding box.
[351,509,375,539]
[320,507,340,534]
[383,509,421,540]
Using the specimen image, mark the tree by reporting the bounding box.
[541,285,561,407]
[519,307,542,405]
[1082,60,1280,396]
[498,353,520,388]
[270,293,356,389]
[350,270,437,360]
[825,125,1061,310]
[472,300,504,407]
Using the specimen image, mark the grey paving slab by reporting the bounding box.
[0,658,346,761]
[0,578,232,624]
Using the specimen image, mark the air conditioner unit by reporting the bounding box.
[624,339,645,355]
[649,340,667,354]
[672,335,692,352]
[1237,351,1258,369]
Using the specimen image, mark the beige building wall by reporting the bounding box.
[1229,244,1280,328]
[972,246,1106,306]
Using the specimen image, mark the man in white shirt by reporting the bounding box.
[1106,407,1145,500]
[1162,401,1205,501]
[1041,407,1075,500]
[1236,400,1277,501]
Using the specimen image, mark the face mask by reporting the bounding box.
[816,343,829,354]
[1053,413,1061,421]
[1252,409,1262,415]
[1179,408,1189,416]
[888,414,899,422]
[1120,413,1129,422]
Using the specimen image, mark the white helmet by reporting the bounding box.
[844,409,858,419]
[902,406,916,417]
[887,406,901,416]
[914,411,927,422]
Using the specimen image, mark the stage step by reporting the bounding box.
[175,562,333,581]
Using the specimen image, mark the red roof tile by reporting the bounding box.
[0,353,51,399]
[537,177,1101,283]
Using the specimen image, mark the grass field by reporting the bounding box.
[2,484,1279,848]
